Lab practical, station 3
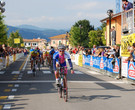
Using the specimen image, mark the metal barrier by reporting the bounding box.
[0,53,24,70]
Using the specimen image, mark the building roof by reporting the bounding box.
[100,12,122,22]
[49,34,66,39]
[23,38,46,42]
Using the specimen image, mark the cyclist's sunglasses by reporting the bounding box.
[59,50,64,52]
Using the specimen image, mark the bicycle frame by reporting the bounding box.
[58,66,68,102]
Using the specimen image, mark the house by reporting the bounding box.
[23,38,47,50]
[49,34,69,48]
[100,12,122,46]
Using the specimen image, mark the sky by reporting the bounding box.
[2,0,130,29]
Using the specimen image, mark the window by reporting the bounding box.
[33,43,37,46]
[59,40,61,45]
[53,41,55,44]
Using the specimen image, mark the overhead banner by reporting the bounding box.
[121,33,135,57]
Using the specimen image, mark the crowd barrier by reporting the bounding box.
[71,54,120,78]
[71,54,135,81]
[0,53,24,70]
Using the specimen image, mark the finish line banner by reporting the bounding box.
[83,55,120,74]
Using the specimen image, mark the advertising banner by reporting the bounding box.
[121,33,135,57]
[83,55,120,74]
[83,55,90,66]
[121,57,128,77]
[128,61,135,80]
[14,38,20,44]
[78,55,83,67]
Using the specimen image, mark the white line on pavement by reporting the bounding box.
[22,55,30,71]
[74,71,84,74]
[0,71,5,74]
[11,71,20,74]
[87,71,101,75]
[14,84,19,87]
[3,104,11,109]
[8,95,14,99]
[0,80,125,84]
[43,71,51,74]
[12,89,17,92]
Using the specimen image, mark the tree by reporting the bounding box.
[8,30,24,48]
[0,13,8,45]
[88,23,106,48]
[69,19,94,47]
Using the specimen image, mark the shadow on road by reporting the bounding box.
[69,95,121,103]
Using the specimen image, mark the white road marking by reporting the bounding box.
[8,95,14,99]
[0,71,5,74]
[74,71,84,74]
[22,55,30,71]
[3,104,11,109]
[0,80,125,84]
[14,84,19,87]
[12,71,20,74]
[27,71,32,74]
[12,89,17,92]
[87,71,101,75]
[18,78,22,80]
[43,71,51,74]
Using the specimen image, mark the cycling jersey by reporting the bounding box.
[49,49,55,58]
[53,51,73,71]
[31,51,39,58]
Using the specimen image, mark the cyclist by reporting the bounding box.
[49,46,55,67]
[43,50,49,65]
[30,49,39,71]
[53,45,74,88]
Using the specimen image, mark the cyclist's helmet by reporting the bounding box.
[34,49,37,53]
[58,45,66,50]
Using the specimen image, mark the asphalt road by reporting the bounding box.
[0,55,135,110]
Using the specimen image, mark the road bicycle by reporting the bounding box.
[32,59,36,77]
[37,58,41,71]
[57,66,68,102]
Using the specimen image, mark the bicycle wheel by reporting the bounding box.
[63,79,68,102]
[33,68,36,77]
[58,85,62,98]
[38,61,40,71]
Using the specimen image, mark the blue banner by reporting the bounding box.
[128,61,135,80]
[83,55,90,66]
[83,55,120,74]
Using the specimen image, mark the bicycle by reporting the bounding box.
[57,66,68,102]
[37,58,41,71]
[32,58,36,77]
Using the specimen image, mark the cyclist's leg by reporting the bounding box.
[31,58,34,70]
[55,63,60,85]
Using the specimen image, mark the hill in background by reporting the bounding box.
[7,25,68,41]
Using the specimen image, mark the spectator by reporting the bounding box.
[0,45,4,57]
[122,0,133,11]
[126,43,135,62]
[92,45,97,55]
[111,26,116,45]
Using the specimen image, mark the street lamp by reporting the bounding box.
[0,1,5,13]
[66,31,68,48]
[79,25,83,46]
[107,9,113,46]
